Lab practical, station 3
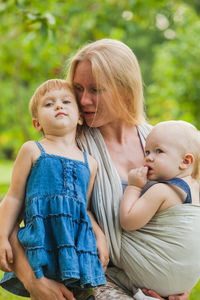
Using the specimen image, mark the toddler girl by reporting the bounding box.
[0,79,106,299]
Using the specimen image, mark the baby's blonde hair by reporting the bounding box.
[155,120,200,180]
[29,79,74,118]
[67,39,146,125]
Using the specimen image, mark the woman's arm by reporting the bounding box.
[87,155,109,272]
[9,226,76,300]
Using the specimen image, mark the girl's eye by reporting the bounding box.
[63,100,71,104]
[145,150,150,156]
[156,148,163,154]
[45,102,53,107]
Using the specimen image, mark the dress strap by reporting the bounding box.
[83,151,89,167]
[35,141,46,154]
[163,177,192,204]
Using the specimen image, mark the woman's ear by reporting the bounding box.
[32,119,42,132]
[179,153,194,170]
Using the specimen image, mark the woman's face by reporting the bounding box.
[73,60,119,127]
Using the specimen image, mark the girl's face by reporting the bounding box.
[33,88,82,136]
[144,128,184,181]
[73,60,119,128]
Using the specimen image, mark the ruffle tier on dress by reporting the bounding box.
[18,192,106,288]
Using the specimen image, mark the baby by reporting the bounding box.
[119,120,200,298]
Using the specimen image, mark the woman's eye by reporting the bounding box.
[74,85,83,92]
[90,87,103,94]
[90,88,98,94]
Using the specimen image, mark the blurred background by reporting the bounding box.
[0,0,200,299]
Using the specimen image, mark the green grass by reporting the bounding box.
[190,280,200,300]
[0,160,200,299]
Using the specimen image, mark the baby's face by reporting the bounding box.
[144,126,184,181]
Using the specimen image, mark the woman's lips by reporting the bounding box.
[83,111,95,118]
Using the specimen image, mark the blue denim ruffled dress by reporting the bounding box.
[0,141,106,297]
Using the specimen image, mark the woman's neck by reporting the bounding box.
[99,121,144,180]
[99,120,137,145]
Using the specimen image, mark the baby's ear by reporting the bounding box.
[179,153,194,170]
[32,119,43,132]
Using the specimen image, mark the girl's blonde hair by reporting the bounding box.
[66,39,146,125]
[29,79,74,118]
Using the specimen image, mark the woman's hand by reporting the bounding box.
[96,231,109,272]
[27,276,76,300]
[86,210,109,272]
[142,288,190,300]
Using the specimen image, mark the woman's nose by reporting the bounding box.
[79,91,93,106]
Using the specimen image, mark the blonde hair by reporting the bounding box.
[155,121,200,180]
[29,79,74,118]
[66,39,146,125]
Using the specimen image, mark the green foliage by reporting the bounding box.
[2,0,198,159]
[146,3,200,128]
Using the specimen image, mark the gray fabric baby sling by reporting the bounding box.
[77,124,200,297]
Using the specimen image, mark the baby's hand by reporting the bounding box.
[0,238,13,272]
[128,167,148,188]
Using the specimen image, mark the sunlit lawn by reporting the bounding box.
[0,160,200,299]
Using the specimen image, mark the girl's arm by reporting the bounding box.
[86,155,109,272]
[0,141,34,271]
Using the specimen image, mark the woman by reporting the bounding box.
[1,39,190,300]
